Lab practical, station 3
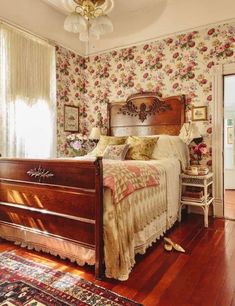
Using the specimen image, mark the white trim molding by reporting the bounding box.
[212,63,235,217]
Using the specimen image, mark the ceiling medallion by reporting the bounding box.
[72,0,107,18]
[73,0,106,6]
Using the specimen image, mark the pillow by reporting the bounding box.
[125,136,158,160]
[103,144,130,160]
[150,135,172,159]
[88,136,127,157]
[150,135,190,170]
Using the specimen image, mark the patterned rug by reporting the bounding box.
[0,252,141,306]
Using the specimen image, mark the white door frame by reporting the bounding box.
[212,63,235,217]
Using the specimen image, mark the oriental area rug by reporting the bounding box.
[0,252,141,306]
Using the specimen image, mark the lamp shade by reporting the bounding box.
[191,123,202,139]
[90,15,113,36]
[89,127,101,140]
[179,122,202,145]
[64,12,87,33]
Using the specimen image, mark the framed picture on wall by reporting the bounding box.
[227,126,234,144]
[64,105,79,132]
[192,106,208,121]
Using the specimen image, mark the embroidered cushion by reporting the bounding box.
[125,136,158,160]
[88,136,127,157]
[103,144,130,160]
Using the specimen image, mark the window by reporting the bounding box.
[7,100,55,158]
[0,24,56,158]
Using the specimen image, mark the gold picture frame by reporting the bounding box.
[227,126,234,144]
[192,106,208,121]
[64,105,79,132]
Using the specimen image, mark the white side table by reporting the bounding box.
[178,172,215,227]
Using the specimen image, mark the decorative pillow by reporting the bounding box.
[125,136,158,160]
[150,135,190,170]
[103,144,130,160]
[88,136,127,157]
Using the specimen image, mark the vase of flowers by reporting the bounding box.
[191,142,208,165]
[66,133,96,156]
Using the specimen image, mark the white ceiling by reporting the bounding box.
[0,0,235,56]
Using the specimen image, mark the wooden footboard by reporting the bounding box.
[0,157,104,279]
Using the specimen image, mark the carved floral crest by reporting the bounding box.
[118,97,172,122]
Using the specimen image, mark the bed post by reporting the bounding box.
[94,157,104,279]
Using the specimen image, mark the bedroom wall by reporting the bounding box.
[81,21,235,166]
[56,21,235,165]
[56,45,87,157]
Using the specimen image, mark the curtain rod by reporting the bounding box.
[0,17,55,47]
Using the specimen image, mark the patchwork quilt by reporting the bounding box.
[103,160,160,204]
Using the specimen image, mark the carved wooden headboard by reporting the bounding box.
[108,92,185,136]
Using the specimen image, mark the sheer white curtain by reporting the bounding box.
[0,24,56,158]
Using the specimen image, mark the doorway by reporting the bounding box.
[224,75,235,220]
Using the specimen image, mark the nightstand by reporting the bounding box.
[178,172,215,227]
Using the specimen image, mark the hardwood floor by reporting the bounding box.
[224,190,235,220]
[1,214,235,306]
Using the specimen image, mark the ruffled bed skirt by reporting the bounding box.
[0,209,168,281]
[0,222,96,265]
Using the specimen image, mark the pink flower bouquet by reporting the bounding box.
[66,133,95,156]
[192,143,208,164]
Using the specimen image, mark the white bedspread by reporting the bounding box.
[103,158,180,280]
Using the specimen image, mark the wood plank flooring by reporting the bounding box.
[1,214,235,306]
[224,190,235,220]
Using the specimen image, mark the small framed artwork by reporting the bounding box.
[227,126,234,144]
[192,106,208,121]
[64,105,79,132]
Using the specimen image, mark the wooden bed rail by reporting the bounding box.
[0,157,104,279]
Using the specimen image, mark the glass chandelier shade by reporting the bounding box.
[64,0,114,41]
[64,12,87,33]
[90,15,113,35]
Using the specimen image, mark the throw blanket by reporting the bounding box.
[103,160,160,204]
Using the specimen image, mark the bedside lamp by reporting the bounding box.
[179,122,203,145]
[89,127,101,141]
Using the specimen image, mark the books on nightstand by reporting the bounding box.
[183,190,203,198]
[182,195,209,203]
[182,187,209,203]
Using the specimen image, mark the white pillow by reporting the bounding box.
[150,135,190,170]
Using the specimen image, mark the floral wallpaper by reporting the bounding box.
[56,22,235,165]
[56,45,87,156]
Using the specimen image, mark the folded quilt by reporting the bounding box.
[103,160,160,204]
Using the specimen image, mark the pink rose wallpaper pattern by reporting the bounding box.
[56,45,87,156]
[56,22,235,165]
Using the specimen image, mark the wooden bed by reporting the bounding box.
[0,92,185,279]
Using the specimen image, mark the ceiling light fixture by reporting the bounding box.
[64,0,114,42]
